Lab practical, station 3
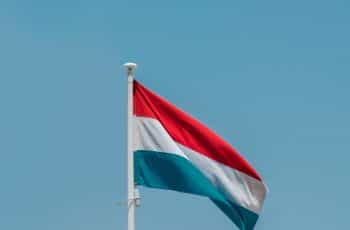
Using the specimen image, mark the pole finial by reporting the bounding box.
[124,62,137,76]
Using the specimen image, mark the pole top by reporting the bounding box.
[124,62,137,76]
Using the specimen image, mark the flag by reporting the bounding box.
[133,80,267,230]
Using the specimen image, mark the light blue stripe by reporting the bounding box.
[134,150,259,230]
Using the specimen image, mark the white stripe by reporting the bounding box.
[133,116,266,214]
[133,116,188,160]
[177,144,266,214]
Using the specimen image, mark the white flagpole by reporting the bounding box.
[124,62,137,230]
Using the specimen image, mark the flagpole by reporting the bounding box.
[124,62,137,230]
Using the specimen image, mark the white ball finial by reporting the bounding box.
[124,62,137,76]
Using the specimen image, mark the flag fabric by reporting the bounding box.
[132,80,267,230]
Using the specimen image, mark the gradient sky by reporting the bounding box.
[1,0,350,230]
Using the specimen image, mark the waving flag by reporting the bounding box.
[133,80,267,230]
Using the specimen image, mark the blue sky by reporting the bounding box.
[1,0,350,229]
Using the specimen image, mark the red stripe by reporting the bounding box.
[133,80,262,181]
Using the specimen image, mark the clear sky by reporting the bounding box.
[1,0,350,229]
